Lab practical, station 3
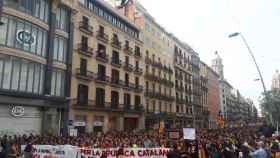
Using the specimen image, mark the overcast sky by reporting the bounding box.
[139,0,280,109]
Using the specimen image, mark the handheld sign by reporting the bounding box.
[183,128,196,140]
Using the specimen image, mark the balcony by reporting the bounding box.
[124,104,144,113]
[134,67,143,75]
[175,85,184,91]
[160,78,174,87]
[163,66,173,74]
[94,73,110,84]
[145,57,152,64]
[123,46,134,55]
[79,22,93,35]
[96,51,109,63]
[96,31,109,43]
[111,39,122,50]
[111,58,122,68]
[152,61,162,68]
[134,51,142,58]
[111,103,119,109]
[144,91,156,98]
[110,79,124,88]
[123,82,134,91]
[176,98,185,104]
[144,73,160,82]
[76,68,94,81]
[175,74,183,80]
[123,62,134,72]
[134,85,143,93]
[78,44,94,57]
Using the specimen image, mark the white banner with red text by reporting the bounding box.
[21,145,170,158]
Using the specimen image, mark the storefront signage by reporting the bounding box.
[73,121,86,127]
[93,121,103,126]
[10,106,24,117]
[16,30,36,45]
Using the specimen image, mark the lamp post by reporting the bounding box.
[228,32,272,124]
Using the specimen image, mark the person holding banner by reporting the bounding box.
[167,144,181,158]
[116,148,125,158]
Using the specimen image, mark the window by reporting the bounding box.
[97,64,106,80]
[111,91,119,108]
[135,46,140,55]
[112,51,120,64]
[82,16,89,26]
[96,88,105,107]
[4,0,50,23]
[135,77,139,87]
[125,40,129,48]
[81,36,88,49]
[125,73,129,85]
[124,93,131,108]
[0,15,48,57]
[135,95,141,106]
[97,43,106,54]
[125,56,129,65]
[0,54,44,94]
[56,6,69,32]
[77,84,88,105]
[53,35,67,63]
[111,69,119,83]
[145,81,149,91]
[80,58,87,76]
[51,69,65,97]
[99,25,105,33]
[136,61,139,69]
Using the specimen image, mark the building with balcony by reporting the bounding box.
[69,0,144,133]
[199,62,209,128]
[112,0,179,130]
[211,52,257,126]
[0,0,73,135]
[171,38,194,128]
[206,65,221,128]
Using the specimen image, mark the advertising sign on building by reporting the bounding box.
[10,106,25,117]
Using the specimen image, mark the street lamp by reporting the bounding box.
[228,32,272,123]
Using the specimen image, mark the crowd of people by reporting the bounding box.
[0,124,279,158]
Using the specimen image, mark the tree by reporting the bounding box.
[260,89,280,124]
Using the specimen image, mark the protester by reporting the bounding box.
[0,124,279,158]
[249,141,268,158]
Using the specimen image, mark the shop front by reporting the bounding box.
[0,105,42,135]
[0,102,64,136]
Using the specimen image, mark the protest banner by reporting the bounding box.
[21,145,170,158]
[183,128,196,140]
[79,148,170,158]
[21,145,79,158]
